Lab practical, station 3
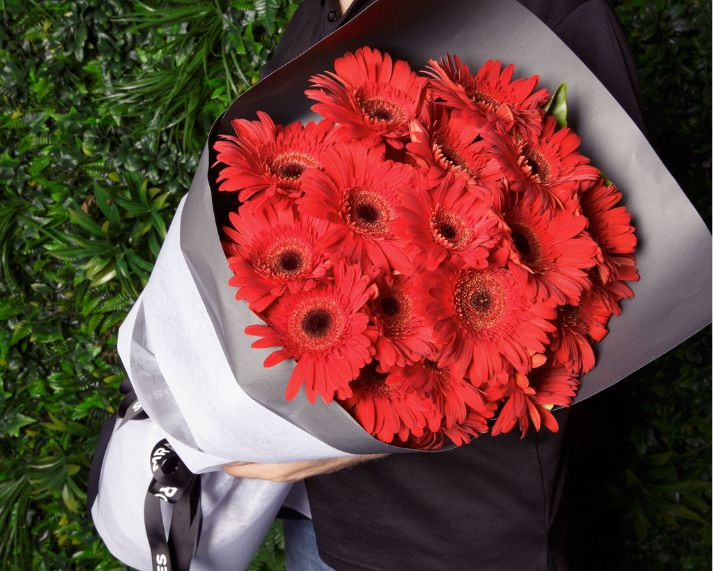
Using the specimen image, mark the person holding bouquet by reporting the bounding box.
[222,1,647,570]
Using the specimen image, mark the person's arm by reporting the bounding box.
[223,453,388,483]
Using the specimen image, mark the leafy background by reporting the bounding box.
[0,0,709,569]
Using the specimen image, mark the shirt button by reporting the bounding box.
[327,10,338,22]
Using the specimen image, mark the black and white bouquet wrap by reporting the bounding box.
[88,1,712,569]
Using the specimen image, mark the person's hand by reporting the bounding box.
[223,454,388,483]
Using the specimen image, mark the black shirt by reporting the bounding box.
[260,2,645,570]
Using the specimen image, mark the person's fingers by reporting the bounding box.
[223,461,253,468]
[222,454,390,481]
[223,461,297,481]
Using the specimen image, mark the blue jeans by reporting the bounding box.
[283,518,336,571]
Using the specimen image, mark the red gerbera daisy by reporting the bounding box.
[550,281,614,374]
[369,273,434,370]
[245,263,377,404]
[489,364,576,438]
[443,407,494,445]
[407,105,502,203]
[503,194,598,305]
[531,364,580,409]
[489,115,600,210]
[404,405,494,450]
[298,143,414,276]
[337,362,431,443]
[306,46,427,149]
[580,270,636,331]
[399,429,448,451]
[425,56,550,138]
[580,178,639,284]
[427,262,558,382]
[213,112,337,203]
[393,173,502,272]
[599,274,636,317]
[389,359,487,431]
[222,200,332,313]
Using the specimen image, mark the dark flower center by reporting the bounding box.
[469,290,492,312]
[380,295,401,317]
[466,87,500,110]
[358,95,407,127]
[355,203,380,224]
[439,145,461,167]
[271,152,320,182]
[439,222,457,241]
[302,308,332,337]
[278,250,302,272]
[431,210,470,250]
[354,362,393,397]
[370,282,412,336]
[511,230,530,258]
[434,140,468,173]
[560,305,582,329]
[424,359,449,376]
[344,188,392,237]
[521,147,551,183]
[454,270,506,332]
[280,163,306,179]
[509,222,542,269]
[287,296,344,352]
[368,105,392,122]
[261,238,311,279]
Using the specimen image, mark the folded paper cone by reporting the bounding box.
[118,0,712,465]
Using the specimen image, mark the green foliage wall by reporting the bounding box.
[0,0,709,569]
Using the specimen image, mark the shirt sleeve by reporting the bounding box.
[552,0,647,133]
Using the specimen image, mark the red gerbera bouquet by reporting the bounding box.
[212,46,639,450]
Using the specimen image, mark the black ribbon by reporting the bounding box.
[118,377,148,426]
[88,378,203,571]
[144,439,202,571]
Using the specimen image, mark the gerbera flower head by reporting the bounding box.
[489,115,600,211]
[488,363,576,438]
[213,112,337,203]
[368,273,435,370]
[403,404,495,450]
[551,283,614,374]
[337,362,431,443]
[407,105,502,202]
[531,363,580,409]
[427,262,557,382]
[580,178,639,284]
[503,193,598,305]
[393,173,502,272]
[442,407,494,445]
[306,46,427,149]
[425,55,550,138]
[389,358,488,431]
[222,200,332,313]
[491,365,579,438]
[599,273,636,317]
[245,263,377,404]
[298,143,414,277]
